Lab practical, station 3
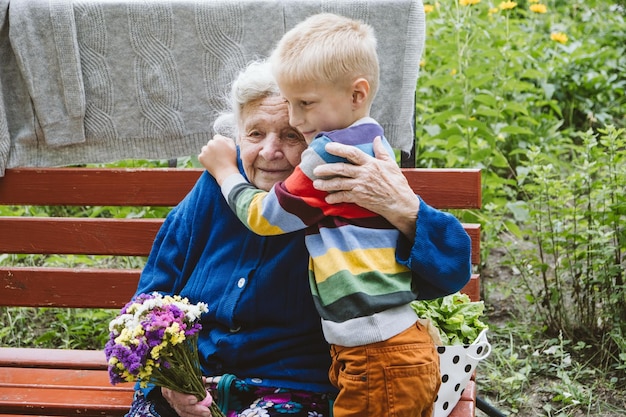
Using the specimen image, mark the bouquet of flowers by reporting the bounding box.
[105,292,225,417]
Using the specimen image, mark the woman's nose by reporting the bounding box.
[259,134,284,160]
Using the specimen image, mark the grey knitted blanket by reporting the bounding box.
[0,0,425,176]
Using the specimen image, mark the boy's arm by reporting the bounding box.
[220,173,310,235]
[197,135,298,235]
[196,135,292,235]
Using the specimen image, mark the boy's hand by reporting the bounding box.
[198,135,239,185]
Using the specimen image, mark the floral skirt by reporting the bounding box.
[126,376,331,417]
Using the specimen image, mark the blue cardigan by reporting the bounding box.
[135,164,472,394]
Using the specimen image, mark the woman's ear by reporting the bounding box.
[351,78,370,108]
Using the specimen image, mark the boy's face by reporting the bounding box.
[278,79,358,144]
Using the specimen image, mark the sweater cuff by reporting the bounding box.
[42,117,86,146]
[221,172,247,200]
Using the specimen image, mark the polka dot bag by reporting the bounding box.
[433,329,491,417]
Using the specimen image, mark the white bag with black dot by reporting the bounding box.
[433,329,491,417]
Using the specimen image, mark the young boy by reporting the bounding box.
[200,13,441,417]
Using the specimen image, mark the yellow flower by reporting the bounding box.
[115,328,133,345]
[459,0,481,6]
[530,4,547,13]
[165,322,186,345]
[488,7,499,14]
[419,59,426,67]
[424,4,435,13]
[450,68,457,76]
[550,32,568,44]
[151,342,166,359]
[499,1,517,10]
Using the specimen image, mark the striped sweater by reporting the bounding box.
[221,118,418,347]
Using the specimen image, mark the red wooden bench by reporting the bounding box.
[0,166,481,417]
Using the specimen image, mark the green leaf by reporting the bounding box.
[411,292,488,345]
[500,125,534,135]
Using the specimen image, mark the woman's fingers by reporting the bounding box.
[312,136,419,238]
[162,388,213,417]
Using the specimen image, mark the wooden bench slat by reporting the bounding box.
[0,367,474,417]
[0,217,479,264]
[460,380,477,402]
[0,348,107,370]
[0,268,139,308]
[0,270,480,308]
[0,368,132,389]
[449,380,477,417]
[0,218,162,256]
[0,168,202,207]
[0,386,132,416]
[448,400,476,417]
[0,415,61,417]
[0,167,481,210]
[461,274,480,303]
[0,270,479,309]
[464,223,480,265]
[402,168,481,209]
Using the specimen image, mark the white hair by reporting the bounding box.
[213,60,280,138]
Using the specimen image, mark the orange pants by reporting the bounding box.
[328,321,440,417]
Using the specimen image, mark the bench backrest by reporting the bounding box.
[0,167,481,309]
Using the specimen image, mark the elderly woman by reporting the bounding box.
[126,60,471,417]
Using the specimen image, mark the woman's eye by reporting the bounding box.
[245,131,263,141]
[285,131,305,143]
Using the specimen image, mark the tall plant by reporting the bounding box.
[506,126,625,370]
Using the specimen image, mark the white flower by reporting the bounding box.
[240,408,270,417]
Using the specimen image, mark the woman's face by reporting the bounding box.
[238,95,307,192]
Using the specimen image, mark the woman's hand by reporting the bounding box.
[161,387,214,417]
[312,136,419,239]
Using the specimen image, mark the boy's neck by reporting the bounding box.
[349,115,376,127]
[350,107,371,124]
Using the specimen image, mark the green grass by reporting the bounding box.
[1,307,116,350]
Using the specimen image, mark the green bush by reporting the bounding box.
[507,126,625,369]
[416,1,626,413]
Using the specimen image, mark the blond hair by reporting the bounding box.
[269,13,379,103]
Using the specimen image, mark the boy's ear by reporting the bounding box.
[351,78,370,108]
